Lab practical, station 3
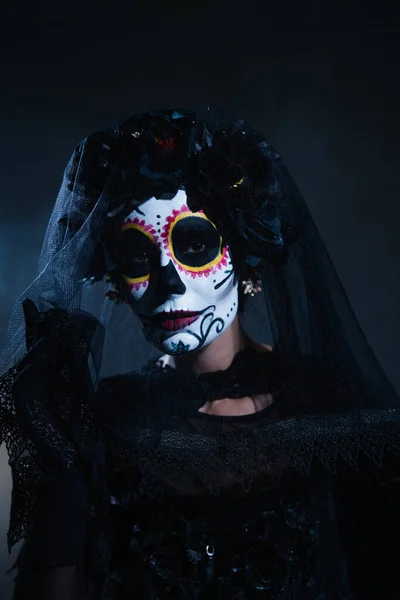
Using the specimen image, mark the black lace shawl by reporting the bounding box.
[80,349,399,599]
[95,348,400,494]
[5,347,400,600]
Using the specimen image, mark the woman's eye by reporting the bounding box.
[132,250,149,263]
[182,243,206,254]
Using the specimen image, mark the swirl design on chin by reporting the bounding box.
[185,305,224,350]
[142,306,224,352]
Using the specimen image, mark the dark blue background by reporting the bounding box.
[0,1,399,596]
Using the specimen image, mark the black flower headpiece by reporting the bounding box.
[62,108,285,281]
[186,114,284,267]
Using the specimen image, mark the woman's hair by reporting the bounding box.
[79,109,283,316]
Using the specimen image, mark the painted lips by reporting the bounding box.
[151,311,201,331]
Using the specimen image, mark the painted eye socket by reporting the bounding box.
[181,242,207,254]
[132,250,150,263]
[171,217,222,268]
[117,228,155,278]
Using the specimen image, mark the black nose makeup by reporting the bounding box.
[155,260,186,299]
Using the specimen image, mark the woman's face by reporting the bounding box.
[116,190,239,354]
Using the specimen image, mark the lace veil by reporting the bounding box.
[1,107,399,552]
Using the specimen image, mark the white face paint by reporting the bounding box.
[117,190,238,354]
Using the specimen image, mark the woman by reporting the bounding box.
[1,108,399,599]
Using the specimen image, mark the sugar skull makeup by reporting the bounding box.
[116,190,239,354]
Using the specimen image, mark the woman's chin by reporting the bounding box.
[142,324,192,353]
[160,333,197,355]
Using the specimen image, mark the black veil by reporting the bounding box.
[1,107,399,554]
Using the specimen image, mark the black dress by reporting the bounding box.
[76,349,399,600]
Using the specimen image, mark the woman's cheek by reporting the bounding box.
[123,275,150,301]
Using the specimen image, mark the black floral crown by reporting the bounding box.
[64,108,286,282]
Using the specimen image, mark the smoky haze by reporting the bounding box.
[0,2,399,597]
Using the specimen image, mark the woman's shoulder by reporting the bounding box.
[96,371,139,399]
[95,366,152,419]
[97,356,162,391]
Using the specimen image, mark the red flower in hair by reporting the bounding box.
[155,136,175,152]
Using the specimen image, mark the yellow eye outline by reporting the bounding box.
[167,212,224,273]
[120,222,156,285]
[121,222,156,242]
[122,273,150,286]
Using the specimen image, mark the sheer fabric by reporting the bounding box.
[0,108,398,599]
